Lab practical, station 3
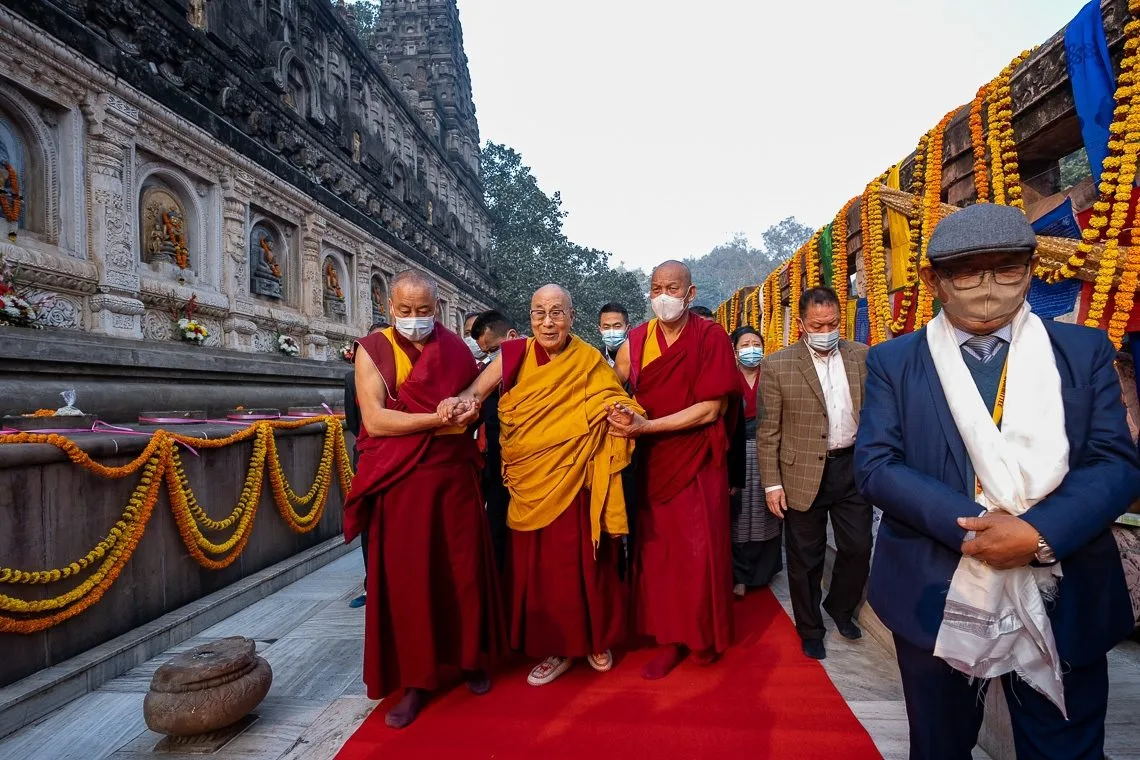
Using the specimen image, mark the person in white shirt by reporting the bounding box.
[755,286,872,660]
[598,303,630,368]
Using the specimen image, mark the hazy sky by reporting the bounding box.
[458,0,1089,271]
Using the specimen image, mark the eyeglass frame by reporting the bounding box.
[931,257,1032,291]
[529,308,571,324]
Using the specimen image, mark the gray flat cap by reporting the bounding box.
[927,203,1037,264]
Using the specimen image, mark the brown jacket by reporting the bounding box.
[755,339,868,511]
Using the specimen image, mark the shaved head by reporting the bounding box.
[532,283,574,310]
[651,260,692,288]
[388,269,438,324]
[390,269,439,299]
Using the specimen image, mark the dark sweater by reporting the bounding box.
[961,342,1009,491]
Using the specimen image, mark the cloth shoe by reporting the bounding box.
[587,650,614,673]
[463,669,492,695]
[527,656,572,686]
[348,594,366,609]
[641,644,688,680]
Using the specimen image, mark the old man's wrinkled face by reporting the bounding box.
[530,286,574,356]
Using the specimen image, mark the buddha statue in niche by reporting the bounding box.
[141,187,190,271]
[249,225,283,299]
[323,258,346,319]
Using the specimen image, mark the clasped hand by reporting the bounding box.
[605,402,648,438]
[958,513,1041,570]
[437,397,480,427]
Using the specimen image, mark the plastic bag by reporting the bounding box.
[55,389,84,416]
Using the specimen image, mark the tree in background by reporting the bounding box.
[347,1,383,46]
[686,218,813,308]
[482,142,647,337]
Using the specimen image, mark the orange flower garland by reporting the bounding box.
[987,49,1035,207]
[832,197,858,324]
[788,247,804,344]
[804,230,822,289]
[0,417,353,633]
[915,109,959,330]
[969,84,990,202]
[1089,4,1140,344]
[861,173,890,345]
[0,163,21,223]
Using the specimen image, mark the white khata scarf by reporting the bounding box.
[926,303,1070,716]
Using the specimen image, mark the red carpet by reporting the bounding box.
[336,588,883,759]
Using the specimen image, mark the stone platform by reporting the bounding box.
[0,328,348,422]
[0,417,347,689]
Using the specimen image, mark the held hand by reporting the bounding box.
[958,514,1041,570]
[606,403,650,438]
[452,400,481,427]
[765,487,787,518]
[436,397,462,424]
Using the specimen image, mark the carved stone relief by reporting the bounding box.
[249,223,284,299]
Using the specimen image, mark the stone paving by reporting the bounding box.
[4,548,1137,760]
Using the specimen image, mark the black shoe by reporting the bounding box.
[802,639,826,660]
[835,620,863,640]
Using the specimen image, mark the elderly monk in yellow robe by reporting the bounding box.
[443,284,642,687]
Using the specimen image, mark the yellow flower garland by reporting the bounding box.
[833,197,858,325]
[0,417,353,633]
[915,109,959,331]
[861,172,890,345]
[788,247,804,344]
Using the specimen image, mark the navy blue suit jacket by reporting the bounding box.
[855,319,1140,666]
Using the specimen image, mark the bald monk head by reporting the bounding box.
[649,260,696,325]
[388,270,439,344]
[530,284,575,357]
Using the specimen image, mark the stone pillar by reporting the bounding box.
[83,93,143,339]
[300,212,328,359]
[219,169,253,305]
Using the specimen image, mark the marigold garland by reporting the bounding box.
[861,173,890,345]
[987,49,1035,208]
[727,290,743,333]
[788,247,804,344]
[0,162,21,223]
[804,229,822,289]
[969,84,991,202]
[915,109,959,331]
[1085,9,1140,344]
[832,197,858,325]
[0,417,353,633]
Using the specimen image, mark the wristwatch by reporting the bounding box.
[1034,535,1057,565]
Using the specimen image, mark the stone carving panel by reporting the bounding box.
[370,274,386,326]
[252,329,276,353]
[140,186,190,270]
[142,310,173,342]
[249,223,284,299]
[321,255,347,321]
[33,293,82,330]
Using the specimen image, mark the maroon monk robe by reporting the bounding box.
[628,316,741,654]
[344,325,507,699]
[500,339,628,659]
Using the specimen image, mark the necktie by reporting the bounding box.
[964,334,1002,363]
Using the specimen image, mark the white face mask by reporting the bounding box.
[601,328,627,350]
[464,335,486,360]
[395,316,435,343]
[651,293,688,323]
[803,328,840,353]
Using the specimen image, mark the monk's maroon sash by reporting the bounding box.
[343,324,479,542]
[628,317,741,503]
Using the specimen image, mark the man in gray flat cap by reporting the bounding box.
[854,202,1140,760]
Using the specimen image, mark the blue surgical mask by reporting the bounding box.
[737,346,762,367]
[601,328,627,350]
[395,316,435,343]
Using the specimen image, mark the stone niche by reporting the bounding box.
[138,173,199,285]
[321,251,348,321]
[249,218,287,300]
[369,270,387,326]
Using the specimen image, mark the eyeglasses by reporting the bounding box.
[530,308,568,323]
[934,262,1030,290]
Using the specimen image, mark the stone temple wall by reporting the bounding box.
[0,0,495,359]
